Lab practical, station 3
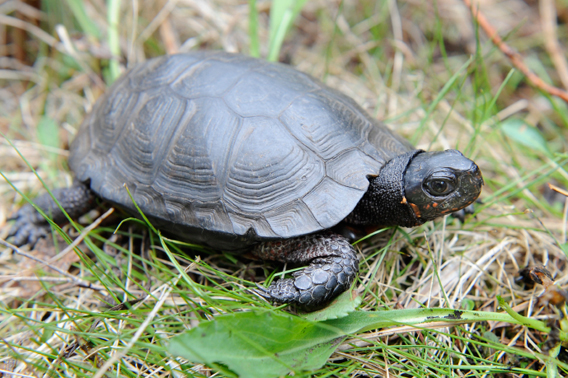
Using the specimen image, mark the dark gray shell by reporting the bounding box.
[69,51,413,250]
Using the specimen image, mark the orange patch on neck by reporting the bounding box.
[409,202,421,218]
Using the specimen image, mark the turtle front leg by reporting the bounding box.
[8,181,94,247]
[252,233,359,307]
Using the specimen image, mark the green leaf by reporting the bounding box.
[482,331,501,344]
[303,290,361,322]
[168,310,344,378]
[168,307,523,377]
[322,307,520,335]
[499,118,551,154]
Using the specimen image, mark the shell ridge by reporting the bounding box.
[149,95,198,187]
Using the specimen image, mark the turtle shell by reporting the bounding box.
[69,51,413,250]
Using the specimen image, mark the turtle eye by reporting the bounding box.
[424,173,456,197]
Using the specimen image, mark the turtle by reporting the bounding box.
[8,51,483,307]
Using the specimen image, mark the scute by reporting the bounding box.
[127,54,201,90]
[228,212,278,238]
[172,59,255,98]
[153,97,238,205]
[113,93,185,186]
[279,91,372,159]
[69,52,412,249]
[264,200,321,237]
[303,178,366,228]
[224,71,303,117]
[224,116,325,214]
[326,149,384,190]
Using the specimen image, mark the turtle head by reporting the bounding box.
[403,150,483,222]
[344,149,482,228]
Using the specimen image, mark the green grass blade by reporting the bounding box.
[267,0,308,61]
[63,0,101,38]
[411,55,474,145]
[107,0,121,83]
[249,0,260,57]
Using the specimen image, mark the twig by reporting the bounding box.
[540,0,568,90]
[48,207,115,263]
[0,239,95,288]
[463,0,568,103]
[137,0,179,44]
[159,18,179,54]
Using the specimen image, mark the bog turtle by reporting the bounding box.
[9,51,483,307]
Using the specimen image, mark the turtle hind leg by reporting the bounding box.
[251,233,359,308]
[8,181,94,247]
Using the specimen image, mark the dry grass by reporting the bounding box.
[1,0,568,376]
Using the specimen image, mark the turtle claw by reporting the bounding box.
[7,204,50,247]
[253,280,299,304]
[252,283,270,299]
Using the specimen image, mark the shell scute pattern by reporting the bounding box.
[171,59,254,99]
[224,116,325,214]
[251,63,321,94]
[326,149,384,190]
[224,71,305,118]
[190,202,234,233]
[97,166,169,219]
[127,54,201,91]
[263,199,321,237]
[70,81,142,190]
[363,119,413,160]
[302,177,365,228]
[69,52,411,246]
[153,98,233,205]
[279,92,372,160]
[113,93,185,187]
[228,211,277,238]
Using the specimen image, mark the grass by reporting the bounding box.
[1,0,568,377]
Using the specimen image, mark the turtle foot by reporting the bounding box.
[252,234,359,308]
[7,204,50,247]
[7,183,94,247]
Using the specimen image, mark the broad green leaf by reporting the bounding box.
[499,118,551,154]
[168,307,524,377]
[482,331,501,344]
[168,310,344,378]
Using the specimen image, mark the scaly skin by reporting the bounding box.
[8,182,93,247]
[252,233,359,307]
